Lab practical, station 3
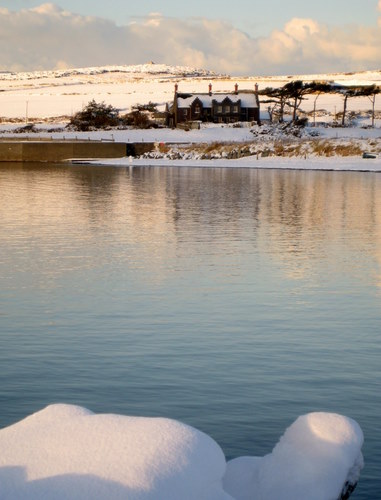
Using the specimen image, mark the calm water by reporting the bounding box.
[0,163,380,498]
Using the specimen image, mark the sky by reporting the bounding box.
[1,1,381,75]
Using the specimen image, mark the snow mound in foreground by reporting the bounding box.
[223,412,364,500]
[0,405,363,500]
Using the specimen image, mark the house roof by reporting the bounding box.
[177,92,258,109]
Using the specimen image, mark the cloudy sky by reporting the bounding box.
[1,1,381,75]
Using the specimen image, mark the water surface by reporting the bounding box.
[0,163,380,498]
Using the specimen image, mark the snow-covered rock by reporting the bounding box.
[0,405,364,500]
[0,404,231,500]
[223,412,364,500]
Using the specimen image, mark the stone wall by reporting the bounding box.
[0,141,154,162]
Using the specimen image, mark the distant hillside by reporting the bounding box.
[252,69,381,86]
[0,63,380,120]
[1,62,381,85]
[0,63,225,82]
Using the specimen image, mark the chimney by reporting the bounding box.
[174,83,178,94]
[234,83,238,94]
[208,83,212,96]
[255,83,259,94]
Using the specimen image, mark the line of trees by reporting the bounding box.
[259,81,381,127]
[67,100,160,131]
[66,85,380,131]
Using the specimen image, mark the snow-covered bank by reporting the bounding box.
[86,155,381,172]
[0,122,256,144]
[2,121,380,171]
[1,122,381,144]
[0,405,363,500]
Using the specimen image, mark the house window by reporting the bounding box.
[194,105,201,115]
[233,105,239,113]
[217,105,223,113]
[224,106,230,114]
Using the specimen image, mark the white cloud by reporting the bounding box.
[30,3,62,14]
[1,3,381,75]
[283,18,320,41]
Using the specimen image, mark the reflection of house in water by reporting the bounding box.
[168,83,260,127]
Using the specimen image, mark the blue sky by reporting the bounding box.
[1,1,381,74]
[4,0,377,34]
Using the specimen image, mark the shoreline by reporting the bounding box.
[1,122,381,171]
[82,155,381,172]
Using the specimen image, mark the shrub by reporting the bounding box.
[132,102,158,113]
[311,140,363,157]
[121,110,151,128]
[67,100,119,131]
[14,124,36,133]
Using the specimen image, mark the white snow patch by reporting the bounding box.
[87,155,381,172]
[223,413,364,500]
[0,405,364,500]
[0,404,231,500]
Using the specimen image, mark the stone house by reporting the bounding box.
[169,83,260,127]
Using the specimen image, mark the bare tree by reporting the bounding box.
[260,81,380,128]
[330,84,380,126]
[259,86,291,123]
[282,80,314,122]
[308,82,333,126]
[260,81,331,124]
[341,89,354,126]
[360,84,381,128]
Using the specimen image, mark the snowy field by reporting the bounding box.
[0,63,380,124]
[0,404,363,500]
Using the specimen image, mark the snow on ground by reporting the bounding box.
[0,121,380,145]
[87,155,381,172]
[0,63,380,122]
[0,122,256,143]
[2,121,380,172]
[0,405,363,500]
[0,63,223,81]
[1,63,380,170]
[223,412,364,500]
[0,64,227,120]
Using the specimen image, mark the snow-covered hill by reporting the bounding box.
[254,68,381,86]
[0,63,380,121]
[0,63,224,82]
